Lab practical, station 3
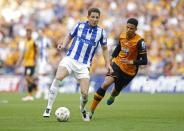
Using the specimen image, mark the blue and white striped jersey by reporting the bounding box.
[66,21,107,67]
[36,36,51,61]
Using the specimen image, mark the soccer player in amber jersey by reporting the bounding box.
[89,18,148,119]
[18,28,37,101]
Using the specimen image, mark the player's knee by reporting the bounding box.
[55,66,69,80]
[26,76,32,82]
[80,95,88,103]
[55,74,63,80]
[81,91,88,100]
[28,83,36,92]
[101,82,109,90]
[53,78,61,87]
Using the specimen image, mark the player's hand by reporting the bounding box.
[106,64,113,76]
[57,41,65,50]
[121,58,133,64]
[57,44,63,50]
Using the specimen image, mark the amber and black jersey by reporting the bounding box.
[23,39,37,67]
[112,32,147,76]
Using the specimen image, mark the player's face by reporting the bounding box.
[126,23,137,38]
[26,29,32,39]
[88,12,100,27]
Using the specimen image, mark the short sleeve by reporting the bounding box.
[137,39,147,53]
[69,23,80,38]
[99,29,107,46]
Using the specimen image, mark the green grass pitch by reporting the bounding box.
[0,93,184,131]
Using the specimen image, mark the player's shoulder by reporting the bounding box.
[93,25,105,36]
[119,32,126,39]
[95,25,104,31]
[130,33,144,44]
[74,21,83,27]
[79,21,85,24]
[73,21,86,28]
[136,33,144,40]
[27,39,35,44]
[136,34,147,48]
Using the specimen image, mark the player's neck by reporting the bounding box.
[27,37,32,40]
[126,33,136,40]
[87,21,97,28]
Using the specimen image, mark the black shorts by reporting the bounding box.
[111,62,135,92]
[25,66,35,76]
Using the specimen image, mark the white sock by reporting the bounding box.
[80,96,88,112]
[47,79,60,109]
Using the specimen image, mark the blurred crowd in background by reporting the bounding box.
[0,0,184,77]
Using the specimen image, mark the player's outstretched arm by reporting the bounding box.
[101,45,113,74]
[57,35,72,50]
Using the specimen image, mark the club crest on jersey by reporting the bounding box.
[121,47,129,54]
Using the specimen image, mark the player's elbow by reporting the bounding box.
[143,58,148,65]
[101,45,108,51]
[141,55,148,65]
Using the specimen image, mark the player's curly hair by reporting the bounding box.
[127,18,138,27]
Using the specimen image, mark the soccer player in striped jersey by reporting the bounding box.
[35,29,52,100]
[43,8,112,121]
[89,18,148,119]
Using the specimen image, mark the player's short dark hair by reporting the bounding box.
[127,18,138,27]
[88,8,100,16]
[26,27,32,32]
